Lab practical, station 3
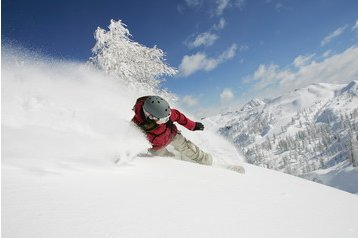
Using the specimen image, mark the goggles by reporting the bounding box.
[143,109,170,124]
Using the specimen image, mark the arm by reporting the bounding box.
[170,109,197,131]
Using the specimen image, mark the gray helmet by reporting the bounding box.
[143,96,171,119]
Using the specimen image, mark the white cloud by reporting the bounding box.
[247,46,358,97]
[179,43,237,76]
[185,0,245,17]
[235,0,246,8]
[239,44,249,51]
[321,25,348,46]
[213,18,227,30]
[275,3,284,11]
[182,95,199,107]
[187,32,219,49]
[293,54,315,68]
[215,0,245,16]
[353,20,358,31]
[322,50,332,58]
[220,88,235,102]
[216,0,230,16]
[177,4,185,13]
[179,53,217,77]
[251,64,294,90]
[185,0,202,7]
[219,43,237,60]
[265,1,288,11]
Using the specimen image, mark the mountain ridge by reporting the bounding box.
[205,81,358,193]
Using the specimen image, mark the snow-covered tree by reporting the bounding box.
[89,19,177,96]
[349,132,358,167]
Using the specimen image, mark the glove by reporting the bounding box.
[194,122,204,131]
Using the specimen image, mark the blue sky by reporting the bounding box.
[2,0,358,115]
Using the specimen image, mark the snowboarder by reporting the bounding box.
[132,96,213,165]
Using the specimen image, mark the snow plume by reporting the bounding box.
[2,45,244,174]
[2,46,150,172]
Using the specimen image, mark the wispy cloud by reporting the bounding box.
[179,44,237,76]
[353,20,358,31]
[250,64,294,91]
[186,18,228,49]
[182,95,199,107]
[186,32,219,49]
[322,50,332,58]
[183,0,245,16]
[246,46,358,98]
[239,44,249,51]
[213,18,227,30]
[184,0,202,7]
[265,0,289,12]
[216,0,230,16]
[219,43,237,59]
[215,0,245,16]
[275,3,284,11]
[321,25,348,46]
[220,88,235,102]
[293,54,315,68]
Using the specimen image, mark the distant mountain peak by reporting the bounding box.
[340,80,358,96]
[240,98,265,111]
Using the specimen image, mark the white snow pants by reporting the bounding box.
[150,133,213,165]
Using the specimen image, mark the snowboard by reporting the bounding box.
[114,152,245,174]
[138,153,245,174]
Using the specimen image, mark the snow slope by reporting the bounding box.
[4,157,358,238]
[2,49,358,238]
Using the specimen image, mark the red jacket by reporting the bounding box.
[132,96,196,150]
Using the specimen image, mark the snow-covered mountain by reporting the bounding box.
[205,81,358,193]
[2,49,358,238]
[240,98,265,112]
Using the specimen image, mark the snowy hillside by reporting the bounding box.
[205,82,358,193]
[2,50,358,238]
[4,157,358,238]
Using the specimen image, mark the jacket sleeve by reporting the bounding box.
[131,115,141,126]
[170,109,196,131]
